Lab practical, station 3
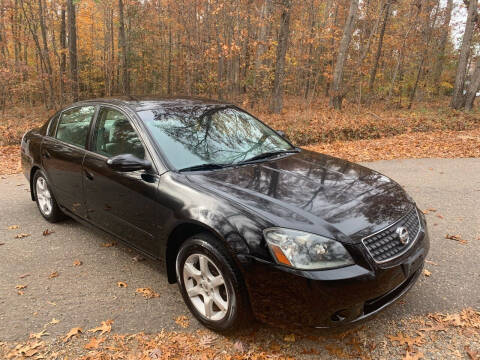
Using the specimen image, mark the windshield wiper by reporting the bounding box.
[237,149,300,164]
[178,163,229,172]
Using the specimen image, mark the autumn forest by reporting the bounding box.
[0,0,479,114]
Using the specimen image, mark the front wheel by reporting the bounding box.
[176,233,251,332]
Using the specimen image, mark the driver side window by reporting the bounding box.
[93,107,145,159]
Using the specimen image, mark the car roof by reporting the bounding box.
[74,96,233,112]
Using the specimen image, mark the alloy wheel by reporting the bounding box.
[183,253,229,321]
[36,176,53,216]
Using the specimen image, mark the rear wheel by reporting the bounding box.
[33,170,65,223]
[176,233,251,332]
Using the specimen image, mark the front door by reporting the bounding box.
[41,105,96,218]
[83,106,161,255]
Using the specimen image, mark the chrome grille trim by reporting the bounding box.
[361,208,421,264]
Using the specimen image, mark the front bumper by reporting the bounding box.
[241,222,429,328]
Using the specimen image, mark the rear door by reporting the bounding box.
[83,106,161,255]
[41,105,97,218]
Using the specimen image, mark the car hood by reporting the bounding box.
[185,150,414,243]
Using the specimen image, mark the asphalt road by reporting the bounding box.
[0,158,479,342]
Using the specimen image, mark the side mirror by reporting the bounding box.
[106,154,152,172]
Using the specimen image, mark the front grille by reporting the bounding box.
[362,208,421,263]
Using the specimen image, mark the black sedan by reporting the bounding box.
[21,97,429,332]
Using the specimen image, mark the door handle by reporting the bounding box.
[84,169,94,181]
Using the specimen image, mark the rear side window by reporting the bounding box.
[55,106,96,148]
[47,113,60,137]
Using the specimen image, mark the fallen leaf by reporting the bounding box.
[117,281,128,288]
[42,229,54,236]
[84,337,105,350]
[17,290,24,295]
[425,260,438,266]
[88,320,113,336]
[424,269,431,277]
[49,318,60,325]
[63,327,82,342]
[465,346,479,360]
[422,208,436,214]
[73,259,83,266]
[47,301,57,306]
[101,242,116,247]
[445,234,468,245]
[48,271,59,279]
[7,225,19,230]
[436,214,444,219]
[199,334,217,347]
[132,254,145,262]
[233,340,247,353]
[19,273,31,279]
[175,315,189,328]
[284,333,296,342]
[29,329,48,339]
[149,348,162,359]
[403,350,424,360]
[15,233,30,239]
[136,287,160,299]
[15,284,27,290]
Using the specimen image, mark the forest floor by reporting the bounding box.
[1,98,480,176]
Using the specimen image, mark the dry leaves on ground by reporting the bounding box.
[88,320,113,336]
[73,259,83,266]
[63,327,82,343]
[445,234,468,245]
[42,229,54,236]
[48,271,59,279]
[117,281,128,288]
[101,242,116,248]
[423,269,432,277]
[14,233,30,239]
[174,315,189,329]
[29,330,48,340]
[85,337,106,350]
[7,225,19,230]
[135,288,160,299]
[305,128,480,162]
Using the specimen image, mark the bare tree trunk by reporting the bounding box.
[450,0,478,109]
[67,0,78,101]
[368,1,391,92]
[60,6,66,104]
[270,0,292,113]
[38,0,54,108]
[330,0,359,109]
[253,0,272,97]
[118,0,129,95]
[432,0,453,95]
[407,1,440,109]
[465,60,480,110]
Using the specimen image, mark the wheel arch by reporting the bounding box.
[165,221,228,284]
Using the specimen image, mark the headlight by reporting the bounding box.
[263,228,354,270]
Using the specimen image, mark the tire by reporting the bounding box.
[33,170,66,223]
[176,233,252,332]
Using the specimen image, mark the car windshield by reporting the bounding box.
[139,106,294,170]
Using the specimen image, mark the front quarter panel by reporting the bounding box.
[160,172,273,261]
